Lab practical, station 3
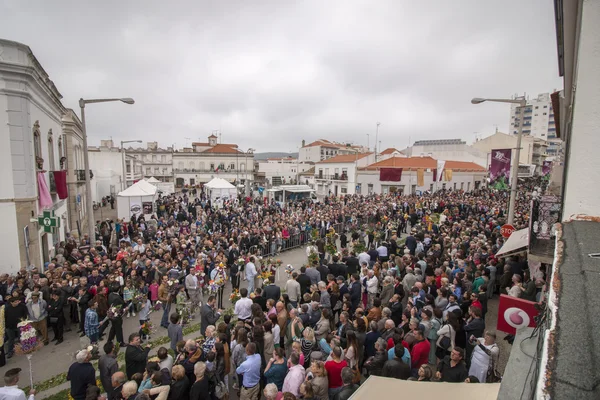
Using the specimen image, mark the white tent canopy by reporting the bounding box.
[117,180,158,219]
[205,177,237,203]
[496,228,529,258]
[146,176,160,183]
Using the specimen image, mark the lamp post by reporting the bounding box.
[375,122,380,162]
[471,97,527,225]
[79,97,134,241]
[121,140,142,191]
[244,148,255,193]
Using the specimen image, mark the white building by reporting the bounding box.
[0,39,69,273]
[357,156,487,195]
[379,148,405,161]
[173,134,253,187]
[125,141,174,183]
[314,153,375,196]
[257,157,313,186]
[299,139,367,163]
[402,139,489,167]
[509,92,562,159]
[472,131,548,174]
[88,141,143,203]
[62,109,89,236]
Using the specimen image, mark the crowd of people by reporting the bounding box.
[0,181,545,400]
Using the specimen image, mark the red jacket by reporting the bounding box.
[411,339,431,369]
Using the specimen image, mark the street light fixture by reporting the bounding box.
[80,97,134,242]
[471,96,527,225]
[245,148,255,192]
[121,140,143,191]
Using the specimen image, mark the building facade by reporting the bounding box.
[125,141,173,183]
[509,92,562,159]
[173,134,253,187]
[314,153,376,196]
[88,142,142,202]
[402,139,489,167]
[357,156,487,195]
[299,139,367,163]
[257,157,314,186]
[0,39,69,273]
[62,109,88,236]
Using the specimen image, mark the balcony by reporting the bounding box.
[75,169,94,182]
[315,174,348,181]
[528,195,561,263]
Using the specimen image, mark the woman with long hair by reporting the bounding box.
[307,361,329,400]
[344,330,359,369]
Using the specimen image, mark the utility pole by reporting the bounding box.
[375,122,380,162]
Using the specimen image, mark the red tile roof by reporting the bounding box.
[380,147,401,155]
[361,156,485,171]
[192,142,238,147]
[317,153,372,164]
[201,144,242,154]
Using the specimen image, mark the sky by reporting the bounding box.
[0,0,562,152]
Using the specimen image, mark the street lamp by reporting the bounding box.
[471,96,527,225]
[245,148,255,192]
[121,140,143,191]
[80,97,134,241]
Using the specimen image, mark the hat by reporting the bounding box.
[4,368,21,378]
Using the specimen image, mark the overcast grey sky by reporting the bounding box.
[0,0,562,152]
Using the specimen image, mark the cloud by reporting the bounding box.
[0,0,562,151]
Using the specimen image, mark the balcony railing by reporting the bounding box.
[75,169,94,182]
[315,174,348,181]
[529,195,561,262]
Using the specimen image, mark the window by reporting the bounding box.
[544,105,548,108]
[161,155,166,163]
[154,167,159,174]
[146,167,151,174]
[442,183,446,190]
[230,163,235,170]
[47,130,55,170]
[356,183,362,194]
[367,184,373,194]
[461,182,464,190]
[210,163,215,171]
[126,162,131,173]
[543,112,547,115]
[33,121,43,170]
[535,106,539,109]
[341,187,347,194]
[189,161,195,169]
[178,161,184,169]
[430,184,433,191]
[467,182,471,191]
[152,155,157,162]
[453,182,457,191]
[218,162,225,170]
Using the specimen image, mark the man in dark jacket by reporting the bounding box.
[5,296,28,358]
[253,288,267,312]
[343,252,360,277]
[297,267,312,295]
[125,333,151,379]
[348,274,361,312]
[382,344,411,380]
[67,349,96,400]
[201,295,221,335]
[435,347,469,383]
[48,290,66,344]
[99,342,119,399]
[328,256,347,279]
[107,288,125,345]
[263,281,281,302]
[333,367,359,400]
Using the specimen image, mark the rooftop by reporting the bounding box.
[380,147,402,155]
[413,139,466,146]
[303,139,362,149]
[316,153,372,164]
[201,144,243,154]
[361,156,486,171]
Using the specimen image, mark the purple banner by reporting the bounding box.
[542,161,552,176]
[490,149,512,189]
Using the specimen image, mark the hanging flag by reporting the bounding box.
[436,160,446,181]
[215,166,220,173]
[542,161,553,176]
[379,168,402,181]
[52,170,68,199]
[490,149,512,190]
[37,172,52,209]
[417,168,424,187]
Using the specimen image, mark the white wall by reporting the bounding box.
[562,0,600,219]
[0,203,21,274]
[408,143,488,167]
[357,170,486,195]
[299,146,321,163]
[89,149,124,200]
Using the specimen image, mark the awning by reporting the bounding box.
[351,376,500,400]
[496,228,529,258]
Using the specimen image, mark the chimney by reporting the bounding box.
[301,139,305,147]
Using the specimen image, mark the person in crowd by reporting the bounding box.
[26,292,49,345]
[382,344,411,380]
[168,365,190,400]
[468,331,500,383]
[99,341,119,398]
[67,349,96,400]
[0,368,37,399]
[435,347,469,383]
[125,333,152,379]
[332,367,358,400]
[236,342,262,400]
[308,360,329,400]
[282,351,306,397]
[264,347,288,391]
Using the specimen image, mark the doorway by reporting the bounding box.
[41,233,49,264]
